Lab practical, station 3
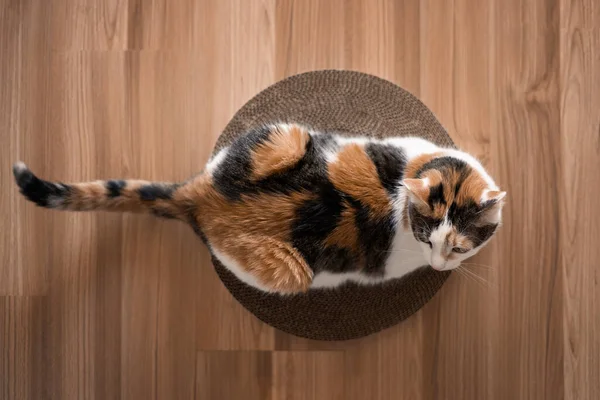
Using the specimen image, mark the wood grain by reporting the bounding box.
[272,351,346,400]
[560,1,600,399]
[196,351,272,399]
[491,1,563,398]
[1,0,599,398]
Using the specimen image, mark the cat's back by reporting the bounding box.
[198,124,428,290]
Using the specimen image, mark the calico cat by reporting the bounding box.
[13,123,505,294]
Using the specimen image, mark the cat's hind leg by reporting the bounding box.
[219,235,313,294]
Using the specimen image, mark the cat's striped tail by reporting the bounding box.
[12,161,191,220]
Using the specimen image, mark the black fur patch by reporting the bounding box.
[106,180,126,198]
[447,199,498,246]
[312,246,356,273]
[186,212,209,244]
[365,143,407,195]
[150,208,176,219]
[415,156,469,178]
[212,126,272,200]
[350,198,395,275]
[291,182,344,267]
[427,183,446,208]
[138,184,175,201]
[213,129,338,200]
[409,205,442,243]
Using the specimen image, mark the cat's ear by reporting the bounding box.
[481,190,506,206]
[403,178,430,205]
[477,190,506,225]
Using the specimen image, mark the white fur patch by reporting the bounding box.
[385,137,440,160]
[47,195,65,208]
[311,271,381,288]
[324,150,338,163]
[205,148,228,175]
[211,245,274,293]
[428,220,453,270]
[13,161,28,175]
[336,136,370,146]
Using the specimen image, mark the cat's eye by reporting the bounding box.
[452,247,468,254]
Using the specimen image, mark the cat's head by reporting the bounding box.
[403,152,505,271]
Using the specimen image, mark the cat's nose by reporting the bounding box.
[430,255,446,271]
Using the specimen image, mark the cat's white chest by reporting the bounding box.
[384,229,428,279]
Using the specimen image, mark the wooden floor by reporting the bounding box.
[1,0,598,399]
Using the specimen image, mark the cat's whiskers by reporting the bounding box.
[455,267,484,288]
[460,262,494,270]
[454,267,474,285]
[455,266,492,289]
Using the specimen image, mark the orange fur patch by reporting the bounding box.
[446,232,475,261]
[454,235,474,249]
[401,203,410,230]
[221,235,313,293]
[432,203,446,219]
[67,181,111,210]
[324,201,360,253]
[442,169,462,200]
[455,170,488,206]
[404,152,443,178]
[328,144,391,217]
[195,188,313,242]
[251,124,310,180]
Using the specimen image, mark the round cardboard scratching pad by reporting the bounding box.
[211,70,452,341]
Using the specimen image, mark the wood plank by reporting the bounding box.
[0,0,50,296]
[0,0,23,295]
[196,351,273,399]
[490,0,563,398]
[93,213,124,400]
[343,0,421,95]
[560,1,600,399]
[0,296,44,399]
[343,315,432,400]
[272,351,346,400]
[275,0,346,79]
